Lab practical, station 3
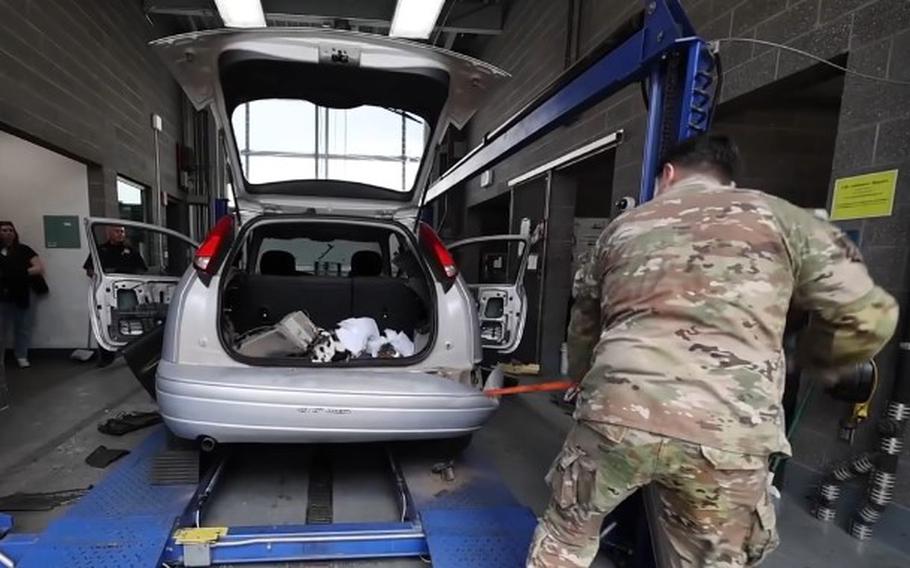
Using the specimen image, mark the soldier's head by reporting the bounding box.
[656,134,740,195]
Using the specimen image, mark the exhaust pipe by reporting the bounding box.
[199,436,218,453]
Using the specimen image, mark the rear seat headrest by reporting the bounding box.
[260,250,297,276]
[350,250,383,277]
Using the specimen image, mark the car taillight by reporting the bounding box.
[418,222,458,281]
[194,214,234,274]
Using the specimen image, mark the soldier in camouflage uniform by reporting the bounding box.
[527,135,898,567]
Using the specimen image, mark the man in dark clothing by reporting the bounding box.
[83,225,147,367]
[83,225,147,277]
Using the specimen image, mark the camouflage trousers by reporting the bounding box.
[527,422,779,567]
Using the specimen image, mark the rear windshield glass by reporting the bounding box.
[231,99,429,192]
[257,237,383,277]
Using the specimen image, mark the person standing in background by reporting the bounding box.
[83,224,147,367]
[0,221,46,369]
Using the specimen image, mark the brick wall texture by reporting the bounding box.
[0,0,183,215]
[461,0,910,503]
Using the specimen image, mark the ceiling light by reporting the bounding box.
[214,0,266,28]
[389,0,446,39]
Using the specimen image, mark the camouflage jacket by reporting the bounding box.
[570,176,898,456]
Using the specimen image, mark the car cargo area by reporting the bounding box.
[219,218,435,365]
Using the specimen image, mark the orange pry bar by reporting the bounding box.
[483,380,577,397]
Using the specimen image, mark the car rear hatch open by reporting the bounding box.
[151,29,508,219]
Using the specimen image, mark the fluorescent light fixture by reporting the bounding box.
[389,0,446,39]
[214,0,266,28]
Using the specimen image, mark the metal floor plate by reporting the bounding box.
[420,507,537,567]
[403,447,537,567]
[16,427,197,568]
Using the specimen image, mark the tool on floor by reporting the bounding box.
[85,446,131,469]
[431,460,456,482]
[97,410,162,436]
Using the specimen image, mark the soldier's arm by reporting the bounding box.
[782,206,898,370]
[566,243,605,381]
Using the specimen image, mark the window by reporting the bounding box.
[452,240,527,285]
[117,177,148,222]
[90,223,194,278]
[231,99,428,192]
[257,237,383,277]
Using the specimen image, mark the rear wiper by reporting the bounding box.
[385,108,421,123]
[316,243,335,261]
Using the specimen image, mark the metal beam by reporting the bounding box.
[423,2,686,204]
[161,523,429,565]
[144,0,504,34]
[423,0,715,206]
[143,0,219,18]
[239,150,421,162]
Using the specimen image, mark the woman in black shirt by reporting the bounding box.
[0,221,45,368]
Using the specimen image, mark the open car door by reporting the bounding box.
[84,218,197,352]
[449,235,529,353]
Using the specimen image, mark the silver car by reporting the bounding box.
[86,29,530,447]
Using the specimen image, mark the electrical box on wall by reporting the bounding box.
[480,169,494,188]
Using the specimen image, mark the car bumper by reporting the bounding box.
[156,361,499,444]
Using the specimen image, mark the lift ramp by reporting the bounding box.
[0,0,718,564]
[0,426,536,567]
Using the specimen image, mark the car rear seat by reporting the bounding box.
[227,274,426,336]
[351,277,425,334]
[228,275,353,331]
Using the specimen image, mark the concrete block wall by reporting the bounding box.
[0,0,183,216]
[460,0,910,505]
[463,0,641,209]
[715,101,842,208]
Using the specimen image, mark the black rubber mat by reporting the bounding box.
[85,445,130,468]
[306,448,333,524]
[0,488,89,511]
[98,411,162,436]
[151,450,199,485]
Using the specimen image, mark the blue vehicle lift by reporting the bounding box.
[0,1,718,566]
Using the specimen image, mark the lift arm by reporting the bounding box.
[423,0,719,207]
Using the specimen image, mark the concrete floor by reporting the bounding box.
[0,354,908,567]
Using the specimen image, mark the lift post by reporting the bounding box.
[0,1,718,566]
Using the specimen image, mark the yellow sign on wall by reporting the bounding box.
[830,170,899,221]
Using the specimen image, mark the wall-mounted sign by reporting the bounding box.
[830,169,898,221]
[43,215,81,249]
